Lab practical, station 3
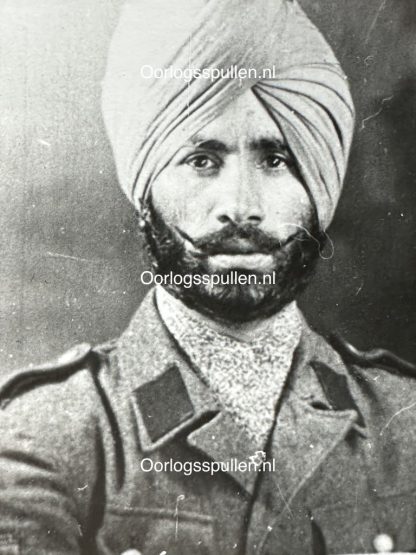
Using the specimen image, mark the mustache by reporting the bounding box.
[176,222,295,256]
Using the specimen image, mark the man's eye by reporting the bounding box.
[262,154,289,170]
[186,154,218,171]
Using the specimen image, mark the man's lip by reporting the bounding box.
[209,238,266,254]
[175,229,269,255]
[206,242,264,255]
[207,253,275,271]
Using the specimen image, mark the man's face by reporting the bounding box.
[143,89,323,322]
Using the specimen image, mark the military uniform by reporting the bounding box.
[1,289,416,554]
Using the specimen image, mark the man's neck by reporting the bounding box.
[157,286,288,343]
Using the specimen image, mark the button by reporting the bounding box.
[373,533,394,553]
[121,550,142,555]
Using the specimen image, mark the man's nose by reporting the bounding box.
[214,162,264,225]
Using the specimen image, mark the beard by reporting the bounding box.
[139,200,325,323]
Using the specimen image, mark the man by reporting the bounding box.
[0,0,415,554]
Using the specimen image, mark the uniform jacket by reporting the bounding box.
[1,289,416,555]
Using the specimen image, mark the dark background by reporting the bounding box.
[0,0,415,372]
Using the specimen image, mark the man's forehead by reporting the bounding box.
[186,92,285,150]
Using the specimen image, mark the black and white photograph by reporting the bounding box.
[0,0,416,553]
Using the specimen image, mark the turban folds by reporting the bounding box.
[102,0,355,229]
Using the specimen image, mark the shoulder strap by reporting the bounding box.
[330,333,416,378]
[0,343,93,409]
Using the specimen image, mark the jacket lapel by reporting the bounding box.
[267,326,363,511]
[267,390,357,513]
[115,291,220,451]
[245,325,366,554]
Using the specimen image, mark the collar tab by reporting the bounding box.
[311,360,365,428]
[133,363,195,443]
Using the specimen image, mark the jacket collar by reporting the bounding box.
[115,289,366,495]
[115,290,220,448]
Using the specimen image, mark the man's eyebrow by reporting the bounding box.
[184,136,289,154]
[249,138,289,152]
[188,136,235,154]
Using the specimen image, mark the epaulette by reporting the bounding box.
[0,343,93,409]
[330,333,416,378]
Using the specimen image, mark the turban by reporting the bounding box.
[102,0,355,229]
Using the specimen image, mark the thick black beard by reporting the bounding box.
[139,200,325,323]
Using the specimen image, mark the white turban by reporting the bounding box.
[102,0,355,229]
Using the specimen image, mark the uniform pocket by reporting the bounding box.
[99,506,216,555]
[311,492,416,554]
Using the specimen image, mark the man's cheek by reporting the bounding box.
[154,200,189,229]
[180,211,217,241]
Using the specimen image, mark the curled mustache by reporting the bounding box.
[178,222,295,256]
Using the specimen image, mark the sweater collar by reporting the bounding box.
[156,286,303,447]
